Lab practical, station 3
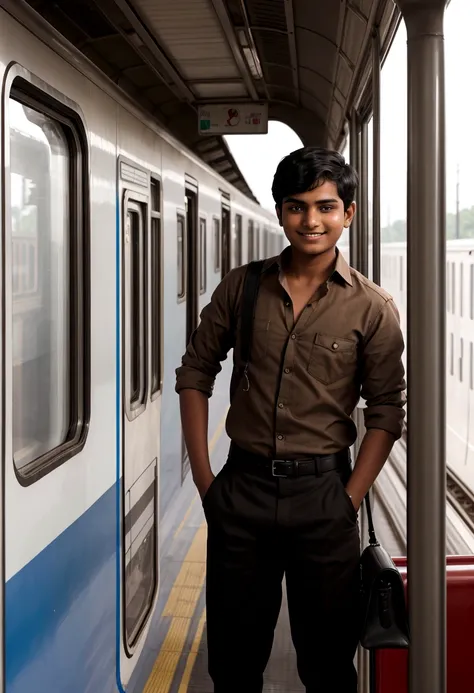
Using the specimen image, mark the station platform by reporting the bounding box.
[143,426,403,693]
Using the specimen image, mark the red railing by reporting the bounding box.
[375,556,474,692]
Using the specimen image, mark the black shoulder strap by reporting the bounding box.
[365,494,378,546]
[240,260,265,383]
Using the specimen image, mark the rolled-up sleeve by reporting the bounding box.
[360,298,407,439]
[175,270,239,397]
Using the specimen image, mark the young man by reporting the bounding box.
[176,147,406,693]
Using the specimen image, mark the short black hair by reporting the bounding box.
[271,146,358,211]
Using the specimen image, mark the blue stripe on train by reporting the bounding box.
[5,484,117,693]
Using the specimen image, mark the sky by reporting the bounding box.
[225,0,474,226]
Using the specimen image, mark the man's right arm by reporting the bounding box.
[175,271,239,498]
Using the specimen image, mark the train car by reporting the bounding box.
[379,238,474,492]
[0,3,284,692]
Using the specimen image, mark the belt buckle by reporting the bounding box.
[271,459,290,477]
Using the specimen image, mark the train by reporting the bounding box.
[0,3,283,692]
[379,238,474,491]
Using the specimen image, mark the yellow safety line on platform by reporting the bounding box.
[143,413,227,693]
[177,610,207,693]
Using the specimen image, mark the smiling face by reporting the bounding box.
[276,180,355,258]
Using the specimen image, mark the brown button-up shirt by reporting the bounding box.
[176,248,406,458]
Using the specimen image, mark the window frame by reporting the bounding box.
[150,176,162,399]
[7,74,90,487]
[213,216,221,273]
[248,219,255,262]
[235,214,243,266]
[123,192,148,421]
[470,264,474,320]
[199,217,207,295]
[177,211,186,302]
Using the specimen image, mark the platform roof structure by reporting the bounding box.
[26,0,400,203]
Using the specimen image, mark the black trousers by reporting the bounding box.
[202,451,361,693]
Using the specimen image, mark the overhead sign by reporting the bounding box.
[198,103,268,135]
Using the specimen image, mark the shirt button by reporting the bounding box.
[284,367,290,374]
[285,301,290,307]
[332,342,339,350]
[291,334,296,340]
[278,402,284,408]
[277,435,283,440]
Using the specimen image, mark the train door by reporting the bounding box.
[181,178,199,481]
[221,196,231,278]
[119,157,161,676]
[185,178,199,344]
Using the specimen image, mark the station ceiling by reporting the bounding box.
[25,0,399,203]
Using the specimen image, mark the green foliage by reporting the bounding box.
[381,206,474,242]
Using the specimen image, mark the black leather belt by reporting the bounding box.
[229,444,350,478]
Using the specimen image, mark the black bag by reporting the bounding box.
[359,493,410,649]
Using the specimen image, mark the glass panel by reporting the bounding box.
[151,214,161,395]
[177,214,185,299]
[124,461,157,646]
[199,218,207,293]
[471,264,474,319]
[214,218,220,272]
[129,210,141,404]
[150,178,160,212]
[234,215,242,266]
[10,98,70,469]
[248,220,254,262]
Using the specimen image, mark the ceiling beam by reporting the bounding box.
[283,0,299,102]
[106,0,195,102]
[209,0,259,101]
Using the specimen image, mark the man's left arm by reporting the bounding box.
[345,298,407,510]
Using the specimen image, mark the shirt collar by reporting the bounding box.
[264,245,353,287]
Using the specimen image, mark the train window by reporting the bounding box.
[460,338,464,382]
[126,202,147,412]
[471,265,474,320]
[263,226,269,257]
[151,178,161,396]
[221,203,231,278]
[460,263,464,317]
[199,217,207,294]
[452,263,456,314]
[255,224,260,259]
[471,342,473,391]
[9,88,88,482]
[447,263,450,313]
[235,214,243,266]
[177,213,186,300]
[214,217,221,272]
[248,220,255,262]
[450,333,454,376]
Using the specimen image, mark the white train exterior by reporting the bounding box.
[381,238,474,492]
[0,3,282,691]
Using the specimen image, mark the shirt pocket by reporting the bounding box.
[307,333,357,386]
